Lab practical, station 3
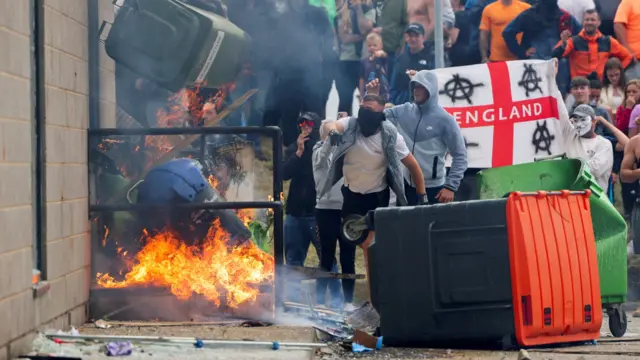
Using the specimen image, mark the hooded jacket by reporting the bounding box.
[384,70,467,191]
[312,121,344,210]
[283,119,321,216]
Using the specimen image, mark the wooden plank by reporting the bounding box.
[283,265,365,280]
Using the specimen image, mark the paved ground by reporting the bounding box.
[26,310,640,360]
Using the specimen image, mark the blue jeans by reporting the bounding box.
[284,215,340,304]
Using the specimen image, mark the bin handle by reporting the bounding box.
[126,180,144,204]
[534,153,567,162]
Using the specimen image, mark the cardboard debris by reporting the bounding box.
[345,302,380,333]
[353,329,382,350]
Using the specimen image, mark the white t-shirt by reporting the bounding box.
[337,117,411,194]
[563,132,614,191]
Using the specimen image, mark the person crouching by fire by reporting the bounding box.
[312,114,357,311]
[283,112,340,303]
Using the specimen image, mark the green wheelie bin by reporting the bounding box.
[105,0,251,92]
[476,157,628,337]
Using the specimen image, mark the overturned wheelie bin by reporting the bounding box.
[477,157,628,337]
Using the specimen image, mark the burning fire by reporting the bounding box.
[96,219,274,308]
[99,83,233,177]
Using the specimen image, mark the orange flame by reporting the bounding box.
[98,83,232,178]
[96,219,274,308]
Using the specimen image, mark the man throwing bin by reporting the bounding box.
[367,70,468,204]
[317,94,426,220]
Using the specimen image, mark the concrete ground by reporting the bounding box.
[26,309,640,360]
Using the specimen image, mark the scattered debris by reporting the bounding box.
[517,349,531,360]
[44,332,327,351]
[353,329,382,349]
[345,302,380,334]
[352,342,374,353]
[106,341,134,356]
[95,319,111,329]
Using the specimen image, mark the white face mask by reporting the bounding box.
[570,114,593,136]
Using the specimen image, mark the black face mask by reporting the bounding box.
[357,107,385,137]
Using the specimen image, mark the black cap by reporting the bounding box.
[298,112,321,124]
[405,23,425,35]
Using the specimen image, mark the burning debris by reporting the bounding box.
[95,158,274,311]
[91,84,270,321]
[96,219,274,308]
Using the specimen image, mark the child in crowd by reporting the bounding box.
[360,33,390,102]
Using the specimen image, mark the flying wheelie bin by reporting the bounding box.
[476,157,628,337]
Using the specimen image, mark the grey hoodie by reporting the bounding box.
[312,121,344,210]
[384,70,467,191]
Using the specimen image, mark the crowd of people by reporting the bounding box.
[114,0,640,310]
[261,0,640,310]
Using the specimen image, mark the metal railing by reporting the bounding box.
[87,126,284,315]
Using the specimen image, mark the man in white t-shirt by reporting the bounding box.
[563,104,628,190]
[319,94,426,218]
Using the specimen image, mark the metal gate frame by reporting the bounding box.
[87,126,284,316]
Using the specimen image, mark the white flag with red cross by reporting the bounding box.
[441,60,565,168]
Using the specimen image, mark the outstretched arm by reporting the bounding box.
[597,116,630,148]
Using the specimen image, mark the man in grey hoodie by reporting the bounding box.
[367,70,468,204]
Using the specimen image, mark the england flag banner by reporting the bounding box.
[441,60,565,168]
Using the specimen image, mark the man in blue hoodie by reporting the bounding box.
[366,70,468,204]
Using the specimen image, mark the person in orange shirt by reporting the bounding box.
[478,0,530,62]
[614,0,640,80]
[552,9,634,80]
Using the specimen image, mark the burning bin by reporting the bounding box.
[105,0,250,92]
[476,159,628,309]
[369,192,602,347]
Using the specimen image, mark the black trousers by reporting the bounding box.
[622,181,638,217]
[342,186,390,217]
[339,186,390,303]
[336,60,361,115]
[315,208,357,304]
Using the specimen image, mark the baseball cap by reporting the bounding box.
[572,104,596,119]
[405,23,425,35]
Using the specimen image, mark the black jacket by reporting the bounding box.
[283,142,317,216]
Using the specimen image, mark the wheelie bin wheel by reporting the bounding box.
[341,214,369,245]
[608,306,628,338]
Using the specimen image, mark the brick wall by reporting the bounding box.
[0,1,115,358]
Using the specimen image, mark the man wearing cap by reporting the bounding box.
[283,112,340,302]
[562,104,629,191]
[389,23,435,105]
